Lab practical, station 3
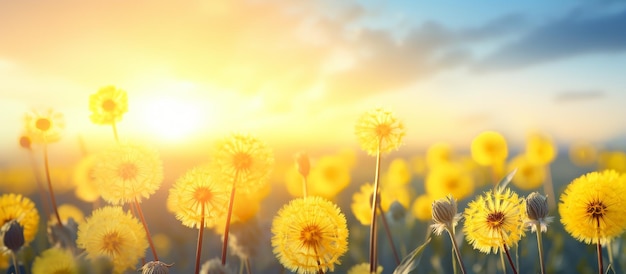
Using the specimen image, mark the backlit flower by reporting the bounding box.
[24,108,65,144]
[426,142,454,169]
[425,163,474,200]
[525,132,557,165]
[168,166,230,229]
[412,194,434,221]
[77,206,148,273]
[272,196,348,274]
[559,170,626,244]
[463,188,526,254]
[89,85,129,125]
[93,143,164,204]
[598,151,626,173]
[507,155,546,190]
[471,131,508,166]
[47,203,85,227]
[383,158,412,187]
[31,247,78,274]
[72,154,100,202]
[355,107,406,156]
[212,133,274,193]
[0,194,39,244]
[568,142,598,167]
[308,155,351,199]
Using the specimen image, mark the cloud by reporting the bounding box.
[554,90,605,103]
[473,6,626,71]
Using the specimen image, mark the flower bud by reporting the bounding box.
[295,152,310,178]
[526,192,548,221]
[140,261,173,274]
[431,194,460,235]
[2,220,25,253]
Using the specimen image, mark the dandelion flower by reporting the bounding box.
[355,107,406,156]
[93,143,164,204]
[31,247,78,274]
[272,196,349,274]
[0,194,40,244]
[77,206,148,273]
[598,151,626,173]
[471,131,508,166]
[412,194,435,221]
[347,263,383,274]
[507,155,546,190]
[212,133,274,194]
[308,155,351,199]
[384,158,412,187]
[89,85,129,125]
[559,170,626,244]
[525,132,557,166]
[426,142,454,169]
[168,166,230,229]
[23,108,65,144]
[568,142,598,167]
[425,163,474,200]
[463,188,526,254]
[72,154,100,202]
[351,183,375,225]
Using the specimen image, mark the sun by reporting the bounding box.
[138,96,207,141]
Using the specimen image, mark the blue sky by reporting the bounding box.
[1,0,626,161]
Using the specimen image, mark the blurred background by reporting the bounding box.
[2,0,626,273]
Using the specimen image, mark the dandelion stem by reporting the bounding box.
[376,202,400,265]
[111,121,120,143]
[28,149,51,222]
[134,199,159,261]
[11,252,20,274]
[534,223,546,274]
[607,240,615,270]
[503,244,518,274]
[543,165,556,211]
[43,143,63,227]
[368,142,382,273]
[194,207,205,274]
[448,228,467,274]
[222,171,239,266]
[245,258,252,274]
[597,218,604,274]
[500,251,507,274]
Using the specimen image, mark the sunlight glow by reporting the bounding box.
[138,96,207,142]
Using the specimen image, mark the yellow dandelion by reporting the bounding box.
[168,166,230,229]
[425,163,474,201]
[231,183,269,222]
[569,142,598,167]
[93,143,164,204]
[559,170,626,244]
[212,133,274,194]
[525,132,557,165]
[89,85,129,125]
[471,131,508,166]
[380,185,412,211]
[308,155,351,199]
[463,188,526,254]
[272,196,349,274]
[598,151,626,173]
[507,155,546,190]
[411,194,434,221]
[351,183,375,225]
[47,204,85,227]
[31,247,78,274]
[23,108,65,144]
[77,206,148,273]
[383,158,412,187]
[152,233,172,259]
[72,154,100,202]
[347,263,383,274]
[0,194,40,244]
[410,156,427,177]
[426,142,454,169]
[355,107,406,156]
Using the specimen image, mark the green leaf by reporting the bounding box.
[392,237,432,274]
[496,168,517,193]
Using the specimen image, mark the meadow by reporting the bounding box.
[2,87,626,274]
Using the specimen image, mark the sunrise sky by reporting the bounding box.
[2,0,626,162]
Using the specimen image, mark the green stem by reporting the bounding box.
[11,252,20,274]
[43,143,63,227]
[448,228,467,274]
[607,239,615,270]
[368,142,382,273]
[28,149,51,222]
[221,172,239,266]
[245,258,252,274]
[111,121,120,143]
[543,165,556,211]
[535,224,546,274]
[376,202,400,265]
[597,218,604,274]
[194,207,205,274]
[134,199,159,261]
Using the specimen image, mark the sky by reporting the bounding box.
[2,0,626,163]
